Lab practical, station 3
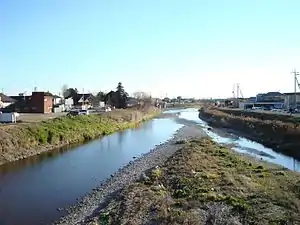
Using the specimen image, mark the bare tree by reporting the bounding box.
[132,91,153,109]
[132,91,150,100]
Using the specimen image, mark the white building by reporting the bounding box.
[64,97,74,111]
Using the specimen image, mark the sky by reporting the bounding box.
[1,0,300,99]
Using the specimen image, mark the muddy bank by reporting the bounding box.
[78,138,300,225]
[0,108,159,165]
[199,107,300,160]
[55,121,207,224]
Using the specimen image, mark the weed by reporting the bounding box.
[175,139,188,144]
[89,138,300,225]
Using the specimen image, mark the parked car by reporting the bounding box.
[67,110,80,116]
[271,108,282,112]
[252,106,263,110]
[79,109,89,115]
[289,108,299,113]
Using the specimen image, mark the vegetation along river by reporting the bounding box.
[0,108,299,225]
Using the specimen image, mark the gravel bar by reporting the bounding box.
[55,119,207,225]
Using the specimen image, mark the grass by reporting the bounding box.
[218,108,300,124]
[198,107,300,160]
[93,138,300,225]
[0,108,159,164]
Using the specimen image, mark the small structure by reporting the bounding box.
[0,112,19,123]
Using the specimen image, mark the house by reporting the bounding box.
[0,93,17,109]
[7,92,53,113]
[284,92,300,109]
[66,93,94,110]
[52,95,65,113]
[256,92,284,102]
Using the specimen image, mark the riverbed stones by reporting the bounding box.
[54,121,208,224]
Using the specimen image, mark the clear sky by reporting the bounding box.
[1,0,300,99]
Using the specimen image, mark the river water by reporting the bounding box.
[178,108,300,171]
[0,108,299,225]
[0,118,182,225]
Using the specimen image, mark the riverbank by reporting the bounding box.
[55,119,208,224]
[218,107,300,124]
[79,138,300,225]
[199,107,300,160]
[0,108,159,165]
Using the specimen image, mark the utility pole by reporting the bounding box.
[291,69,300,109]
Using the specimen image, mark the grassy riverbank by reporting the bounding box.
[91,138,300,225]
[0,108,159,165]
[199,107,300,160]
[218,108,300,124]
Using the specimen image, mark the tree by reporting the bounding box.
[132,91,150,100]
[115,82,128,108]
[96,91,106,101]
[64,88,78,99]
[105,91,117,107]
[132,91,152,108]
[62,84,68,98]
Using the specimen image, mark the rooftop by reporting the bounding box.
[0,93,17,103]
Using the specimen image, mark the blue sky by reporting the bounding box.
[1,0,300,98]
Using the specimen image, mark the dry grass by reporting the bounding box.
[218,108,300,124]
[0,108,159,165]
[92,139,300,225]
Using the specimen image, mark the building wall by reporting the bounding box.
[284,94,300,108]
[30,92,53,113]
[65,98,74,111]
[44,96,53,113]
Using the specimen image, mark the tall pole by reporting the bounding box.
[292,69,299,109]
[294,69,297,109]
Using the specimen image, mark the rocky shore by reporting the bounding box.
[55,119,207,224]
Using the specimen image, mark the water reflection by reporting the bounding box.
[0,118,182,225]
[179,108,300,172]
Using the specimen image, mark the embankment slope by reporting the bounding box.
[0,108,159,165]
[199,107,300,159]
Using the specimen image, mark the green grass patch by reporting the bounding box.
[95,138,300,224]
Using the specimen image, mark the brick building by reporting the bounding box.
[6,92,53,113]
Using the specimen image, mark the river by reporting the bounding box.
[0,108,299,225]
